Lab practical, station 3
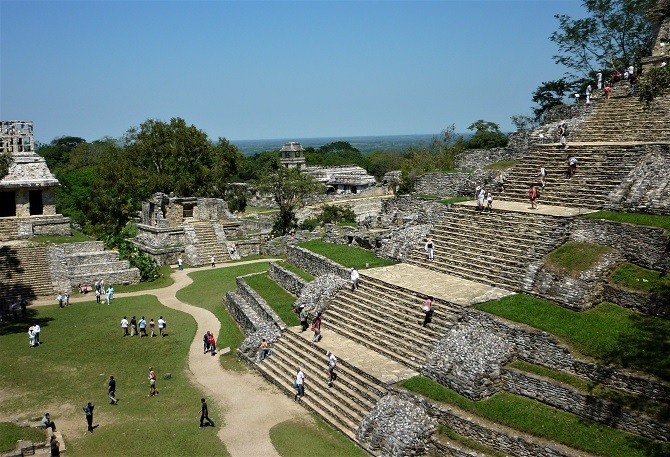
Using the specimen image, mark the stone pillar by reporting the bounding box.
[15,189,30,217]
[43,188,57,216]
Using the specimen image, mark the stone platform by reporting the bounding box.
[362,263,513,307]
[456,200,596,217]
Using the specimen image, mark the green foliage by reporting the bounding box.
[638,64,670,107]
[0,151,11,180]
[318,204,356,224]
[609,262,670,293]
[226,188,247,213]
[299,218,319,231]
[582,210,670,231]
[361,149,404,180]
[304,141,364,167]
[298,240,397,269]
[544,242,615,277]
[437,196,471,205]
[532,78,573,121]
[510,114,537,132]
[244,273,300,326]
[463,120,508,149]
[103,227,160,281]
[400,376,670,457]
[255,167,323,235]
[475,295,670,379]
[37,135,86,170]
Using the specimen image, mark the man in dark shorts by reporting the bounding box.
[199,398,215,429]
[83,402,94,432]
[108,375,118,405]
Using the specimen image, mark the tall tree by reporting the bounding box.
[464,120,508,149]
[532,78,573,120]
[0,151,11,180]
[255,166,323,235]
[550,0,654,80]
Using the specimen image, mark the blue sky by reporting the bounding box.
[1,1,585,144]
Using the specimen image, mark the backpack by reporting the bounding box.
[536,190,541,199]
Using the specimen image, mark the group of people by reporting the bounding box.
[203,331,217,354]
[1,298,28,320]
[298,306,323,343]
[474,186,495,212]
[120,315,166,337]
[94,280,114,304]
[291,350,338,401]
[28,324,42,347]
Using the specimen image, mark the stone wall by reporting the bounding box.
[27,215,71,237]
[569,219,669,271]
[369,196,452,228]
[268,262,308,297]
[605,147,670,215]
[234,276,286,329]
[603,283,670,319]
[134,224,185,265]
[413,170,500,198]
[454,148,520,171]
[225,291,263,335]
[286,244,349,280]
[501,368,670,442]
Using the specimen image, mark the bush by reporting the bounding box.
[104,227,160,281]
[299,218,319,231]
[226,189,247,213]
[318,204,356,224]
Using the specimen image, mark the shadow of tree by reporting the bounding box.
[0,244,45,335]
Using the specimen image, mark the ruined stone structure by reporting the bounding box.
[303,164,377,195]
[279,141,306,169]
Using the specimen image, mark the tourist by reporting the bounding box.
[422,296,434,327]
[528,184,539,209]
[56,293,63,308]
[311,314,322,343]
[95,280,100,293]
[95,288,101,304]
[208,333,216,355]
[203,331,211,353]
[42,412,56,432]
[299,306,308,332]
[28,326,36,347]
[629,72,638,95]
[259,339,271,361]
[567,155,578,178]
[20,299,27,317]
[210,255,215,268]
[326,351,337,387]
[496,171,505,193]
[148,368,158,397]
[32,323,41,345]
[106,286,114,304]
[83,402,94,432]
[424,239,435,261]
[177,256,183,271]
[64,291,70,306]
[108,375,118,405]
[138,316,147,337]
[130,316,138,337]
[350,267,359,291]
[149,318,156,337]
[294,367,305,400]
[120,316,129,336]
[475,186,485,210]
[158,316,166,337]
[558,123,568,149]
[199,398,215,429]
[485,192,494,212]
[538,166,547,188]
[604,83,612,99]
[50,434,60,457]
[586,84,592,104]
[597,70,603,89]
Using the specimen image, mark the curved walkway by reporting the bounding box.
[37,260,307,456]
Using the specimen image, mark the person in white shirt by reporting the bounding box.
[157,316,166,337]
[327,352,338,387]
[33,323,41,345]
[350,268,359,291]
[294,367,305,400]
[120,316,129,336]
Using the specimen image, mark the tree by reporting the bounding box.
[638,65,670,106]
[37,136,86,170]
[361,150,404,180]
[510,114,537,132]
[464,120,508,149]
[532,78,573,121]
[0,151,11,180]
[255,167,323,235]
[305,141,364,167]
[550,0,654,81]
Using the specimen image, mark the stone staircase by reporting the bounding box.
[325,275,463,371]
[251,328,389,443]
[0,243,53,300]
[497,143,648,209]
[0,218,20,241]
[192,222,230,265]
[404,205,570,291]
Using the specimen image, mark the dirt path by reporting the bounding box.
[34,260,308,457]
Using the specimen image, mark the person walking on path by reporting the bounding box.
[203,331,211,353]
[294,367,305,400]
[208,333,217,355]
[326,351,337,387]
[158,316,166,337]
[422,296,434,327]
[299,306,308,332]
[177,256,184,271]
[199,398,215,428]
[528,184,539,209]
[108,375,119,405]
[350,268,359,291]
[311,314,322,343]
[538,166,547,189]
[424,239,435,261]
[121,316,129,336]
[83,402,94,432]
[210,255,216,268]
[147,367,159,397]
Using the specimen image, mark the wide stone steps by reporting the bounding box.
[253,328,388,442]
[193,223,229,265]
[0,218,20,241]
[428,227,551,256]
[0,245,54,300]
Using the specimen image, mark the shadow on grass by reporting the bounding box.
[0,308,54,336]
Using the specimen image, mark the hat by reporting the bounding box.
[476,186,481,190]
[325,351,331,356]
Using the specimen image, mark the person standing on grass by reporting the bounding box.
[158,316,166,337]
[199,398,215,428]
[139,316,147,337]
[149,318,156,337]
[148,367,158,397]
[83,402,94,432]
[121,316,129,336]
[130,316,138,337]
[108,375,118,405]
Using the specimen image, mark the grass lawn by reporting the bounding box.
[400,376,670,457]
[113,265,175,293]
[270,418,367,457]
[243,273,300,326]
[277,260,314,282]
[298,240,397,270]
[30,230,95,245]
[0,297,229,457]
[544,242,615,277]
[475,295,670,380]
[175,261,273,369]
[609,262,670,293]
[0,422,46,452]
[583,211,670,232]
[437,196,471,205]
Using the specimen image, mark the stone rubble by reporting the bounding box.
[238,323,281,360]
[292,273,348,319]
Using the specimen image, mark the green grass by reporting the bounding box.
[0,422,47,452]
[399,376,670,457]
[0,297,229,457]
[270,417,367,457]
[113,265,175,293]
[609,262,670,293]
[277,261,314,282]
[437,196,471,205]
[176,261,272,369]
[244,273,300,326]
[508,360,669,421]
[438,425,507,457]
[413,193,440,200]
[483,160,519,170]
[583,211,670,232]
[475,295,670,380]
[30,230,95,244]
[297,240,397,270]
[544,242,615,276]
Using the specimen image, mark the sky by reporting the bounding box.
[1,1,586,144]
